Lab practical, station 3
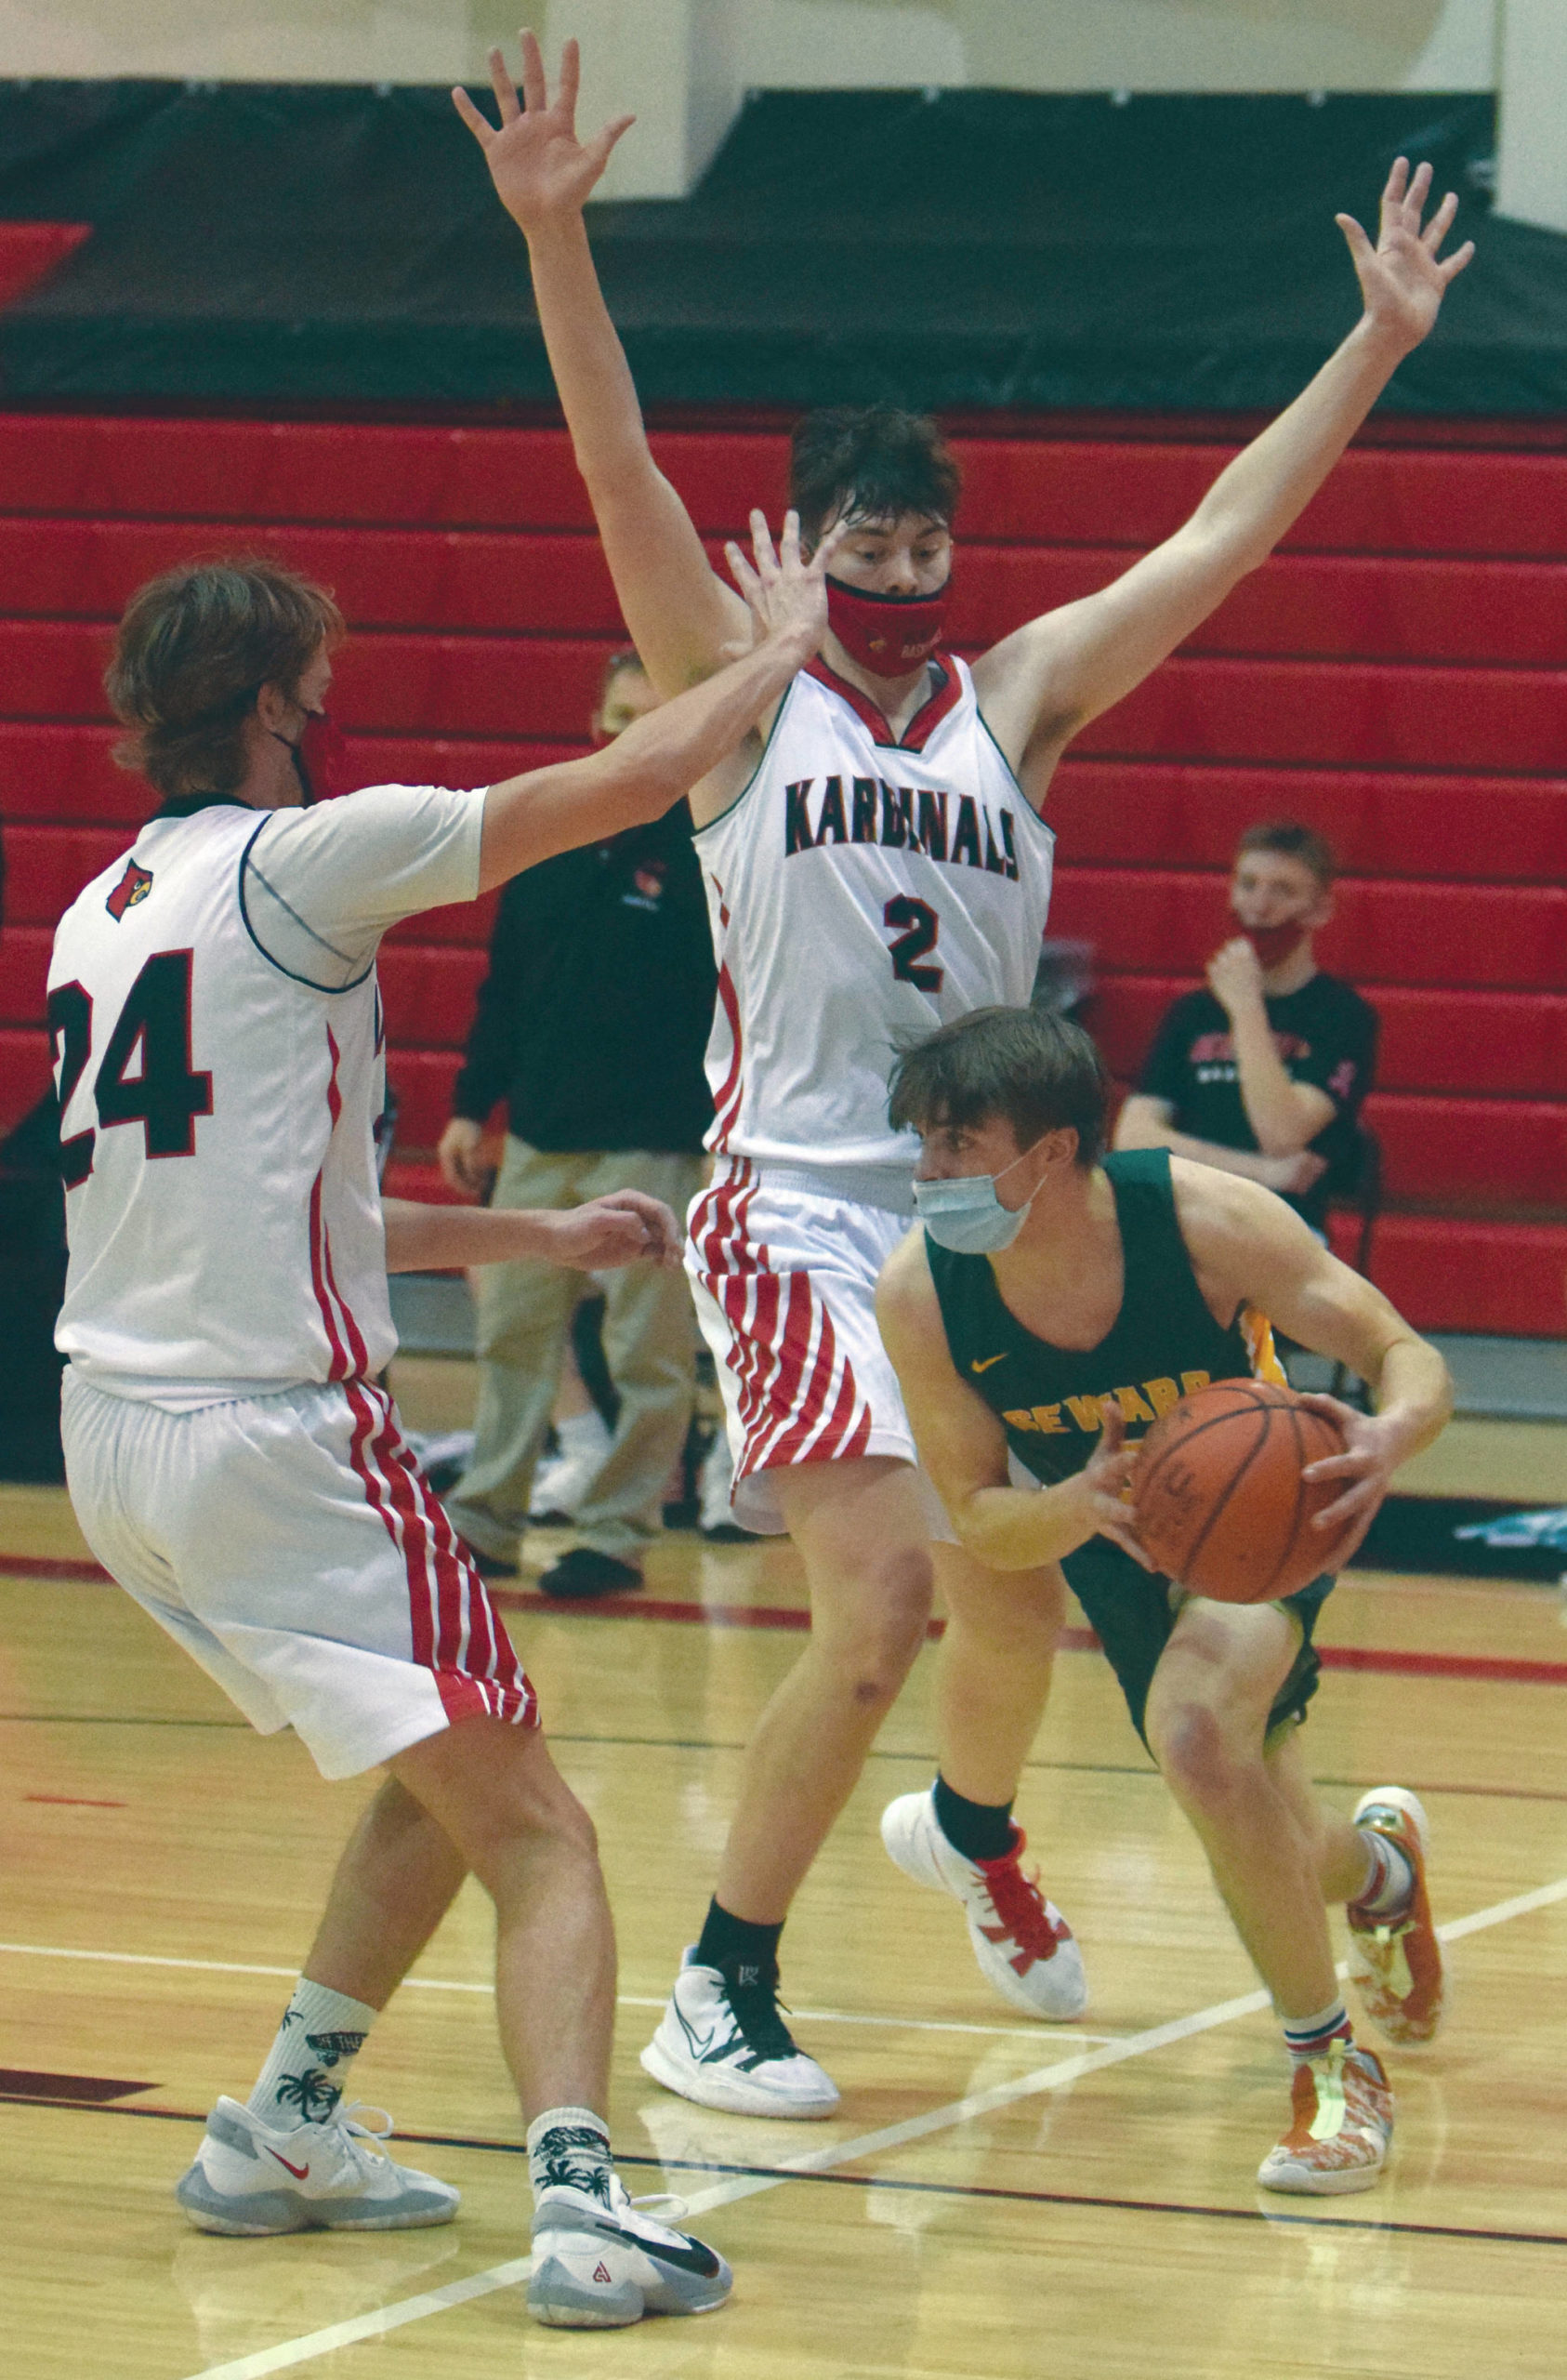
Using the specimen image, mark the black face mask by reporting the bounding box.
[269,708,349,805]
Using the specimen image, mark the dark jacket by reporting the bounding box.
[451,808,717,1155]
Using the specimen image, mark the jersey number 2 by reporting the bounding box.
[47,951,213,1189]
[883,895,943,993]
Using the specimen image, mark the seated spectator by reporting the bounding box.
[1113,819,1377,1233]
[437,652,718,1598]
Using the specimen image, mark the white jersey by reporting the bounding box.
[693,654,1055,1204]
[48,784,485,1408]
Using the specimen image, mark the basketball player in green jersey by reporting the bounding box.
[875,1005,1452,2194]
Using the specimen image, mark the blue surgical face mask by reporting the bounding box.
[912,1139,1043,1255]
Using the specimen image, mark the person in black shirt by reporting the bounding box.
[438,654,718,1596]
[1114,820,1377,1232]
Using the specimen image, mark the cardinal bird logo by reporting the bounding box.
[106,861,153,920]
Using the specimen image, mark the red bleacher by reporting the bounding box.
[2,413,1563,1334]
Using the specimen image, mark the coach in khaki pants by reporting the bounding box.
[440,656,716,1598]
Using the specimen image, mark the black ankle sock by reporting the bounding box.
[695,1899,784,1982]
[932,1774,1016,1863]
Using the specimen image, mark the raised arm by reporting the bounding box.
[975,159,1474,794]
[454,36,750,697]
[476,510,835,889]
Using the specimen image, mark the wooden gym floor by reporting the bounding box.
[6,1400,1567,2380]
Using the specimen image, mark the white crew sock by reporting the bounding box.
[527,2106,613,2206]
[247,1977,377,2131]
[1352,1828,1416,1921]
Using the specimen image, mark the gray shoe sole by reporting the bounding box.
[528,2255,646,2328]
[529,2201,731,2324]
[176,2163,457,2235]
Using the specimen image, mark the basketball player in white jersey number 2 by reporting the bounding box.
[458,37,1471,2117]
[50,527,836,2327]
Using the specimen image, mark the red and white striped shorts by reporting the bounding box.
[687,1157,952,1536]
[61,1368,536,1779]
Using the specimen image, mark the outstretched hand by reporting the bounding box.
[452,32,633,232]
[1337,156,1474,355]
[724,509,846,662]
[546,1192,682,1273]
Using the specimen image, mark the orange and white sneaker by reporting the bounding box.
[1347,1787,1445,2045]
[1257,2041,1394,2196]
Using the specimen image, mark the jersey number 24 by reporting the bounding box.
[47,951,214,1189]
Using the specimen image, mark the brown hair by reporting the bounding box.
[106,557,343,800]
[788,405,961,545]
[597,646,648,707]
[1235,818,1337,891]
[888,1006,1109,1169]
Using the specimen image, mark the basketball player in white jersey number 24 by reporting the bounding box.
[458,36,1472,2118]
[49,524,836,2327]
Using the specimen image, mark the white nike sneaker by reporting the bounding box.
[529,1414,613,1522]
[530,2173,732,2328]
[175,2096,460,2235]
[639,1951,839,2118]
[880,1789,1088,2020]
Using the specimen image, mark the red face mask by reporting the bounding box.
[824,575,950,678]
[1242,920,1310,972]
[271,707,352,805]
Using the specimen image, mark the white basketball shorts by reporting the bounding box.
[686,1156,952,1538]
[61,1368,537,1780]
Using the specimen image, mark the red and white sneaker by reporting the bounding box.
[880,1789,1087,2020]
[1257,2042,1394,2196]
[1347,1787,1445,2045]
[176,2097,459,2234]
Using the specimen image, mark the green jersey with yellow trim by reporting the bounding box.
[925,1146,1284,1489]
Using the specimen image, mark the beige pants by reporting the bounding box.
[444,1137,706,1566]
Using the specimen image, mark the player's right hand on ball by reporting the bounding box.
[550,1192,682,1272]
[1076,1404,1157,1570]
[724,510,847,663]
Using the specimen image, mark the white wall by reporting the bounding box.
[0,0,1496,90]
[0,0,1527,215]
[744,1,1495,95]
[1495,0,1567,232]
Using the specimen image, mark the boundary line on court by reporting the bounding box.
[0,1940,1124,2047]
[8,1556,1567,1686]
[10,2094,1567,2255]
[134,1869,1567,2380]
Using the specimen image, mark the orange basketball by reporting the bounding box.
[1132,1378,1353,1604]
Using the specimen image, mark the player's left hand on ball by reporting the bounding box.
[553,1192,681,1271]
[1081,1405,1157,1570]
[1297,1391,1402,1553]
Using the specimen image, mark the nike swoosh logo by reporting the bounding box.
[266,2149,310,2180]
[970,1354,1007,1374]
[674,2007,731,2066]
[596,2219,720,2279]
